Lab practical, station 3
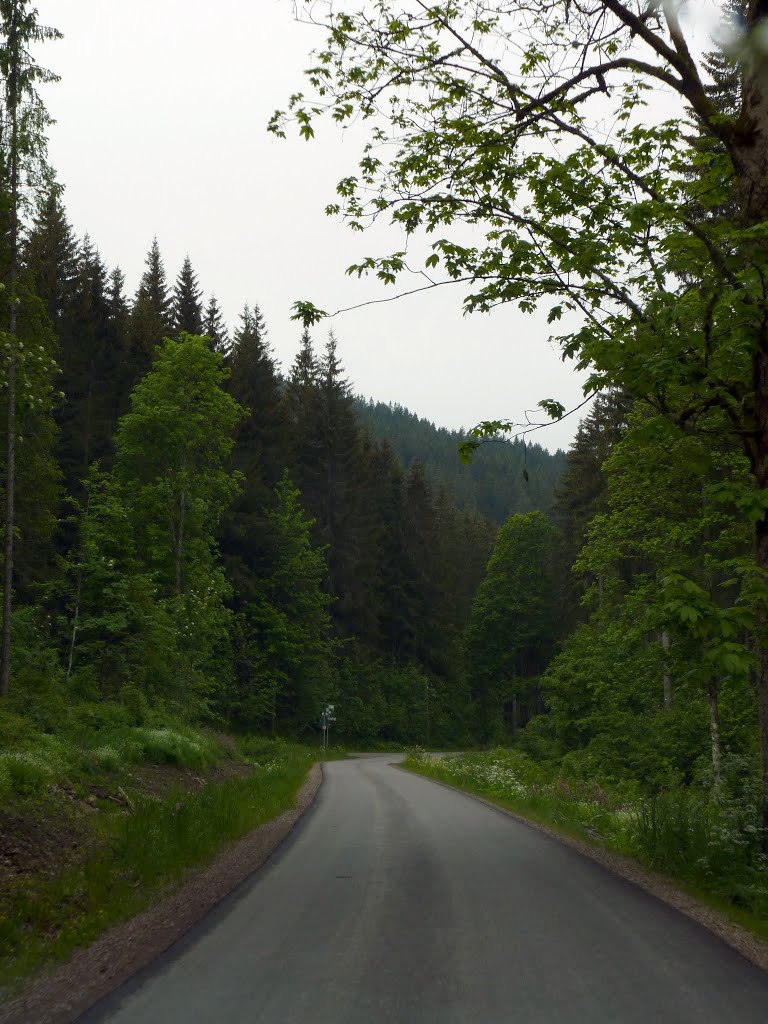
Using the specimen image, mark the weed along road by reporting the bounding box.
[85,755,768,1024]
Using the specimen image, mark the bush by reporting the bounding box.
[69,701,131,740]
[10,606,64,695]
[133,727,218,770]
[121,684,150,726]
[0,751,58,797]
[0,759,11,802]
[92,745,123,772]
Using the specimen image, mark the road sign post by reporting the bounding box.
[320,704,336,752]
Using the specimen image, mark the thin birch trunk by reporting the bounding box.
[708,679,722,790]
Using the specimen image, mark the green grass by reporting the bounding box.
[404,749,768,943]
[0,728,318,992]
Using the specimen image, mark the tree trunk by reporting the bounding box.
[425,677,431,747]
[175,487,186,596]
[66,567,81,683]
[1,334,15,697]
[708,679,722,790]
[0,4,21,698]
[751,349,768,852]
[661,628,673,708]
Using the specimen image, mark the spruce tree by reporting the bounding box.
[465,511,559,741]
[55,235,113,496]
[362,435,409,660]
[127,237,172,385]
[172,254,204,337]
[24,188,77,331]
[204,294,229,354]
[553,391,630,629]
[221,303,289,597]
[106,266,131,426]
[307,332,368,637]
[234,472,332,732]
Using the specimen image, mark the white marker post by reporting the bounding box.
[320,704,336,751]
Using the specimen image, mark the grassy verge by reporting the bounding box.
[0,708,323,992]
[404,749,768,943]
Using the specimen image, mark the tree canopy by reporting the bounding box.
[276,0,768,847]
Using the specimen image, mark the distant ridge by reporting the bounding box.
[356,398,566,525]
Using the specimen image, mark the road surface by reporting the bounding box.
[84,754,768,1023]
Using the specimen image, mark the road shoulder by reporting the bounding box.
[400,762,768,974]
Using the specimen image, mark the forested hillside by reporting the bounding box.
[357,399,565,524]
[1,196,497,744]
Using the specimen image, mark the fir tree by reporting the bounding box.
[127,237,172,384]
[24,188,77,331]
[553,391,630,629]
[221,303,289,597]
[233,472,332,732]
[204,294,229,354]
[135,237,172,322]
[172,255,204,337]
[105,266,130,426]
[55,235,113,493]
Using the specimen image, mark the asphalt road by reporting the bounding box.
[84,755,768,1023]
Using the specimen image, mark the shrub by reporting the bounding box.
[133,727,218,770]
[0,751,58,797]
[92,745,123,773]
[121,685,150,727]
[0,759,11,803]
[69,701,131,740]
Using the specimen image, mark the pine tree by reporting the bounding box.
[402,459,440,668]
[290,328,319,389]
[55,235,114,497]
[24,188,77,331]
[233,472,332,732]
[465,511,559,740]
[360,435,409,660]
[221,303,289,597]
[553,391,630,628]
[702,1,747,119]
[127,237,172,385]
[204,294,229,354]
[172,255,204,337]
[105,266,131,427]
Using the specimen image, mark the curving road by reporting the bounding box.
[83,755,768,1023]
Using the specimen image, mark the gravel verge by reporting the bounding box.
[403,764,768,974]
[0,763,323,1024]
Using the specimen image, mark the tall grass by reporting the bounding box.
[0,742,316,989]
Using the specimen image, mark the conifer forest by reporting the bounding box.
[6,0,768,996]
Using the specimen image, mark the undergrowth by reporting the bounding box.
[0,700,320,992]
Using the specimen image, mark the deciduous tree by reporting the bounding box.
[277,0,768,846]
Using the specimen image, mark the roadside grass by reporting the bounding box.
[404,749,768,943]
[0,707,321,993]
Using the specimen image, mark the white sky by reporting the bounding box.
[30,1,723,452]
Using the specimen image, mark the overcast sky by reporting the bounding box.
[30,1,721,452]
